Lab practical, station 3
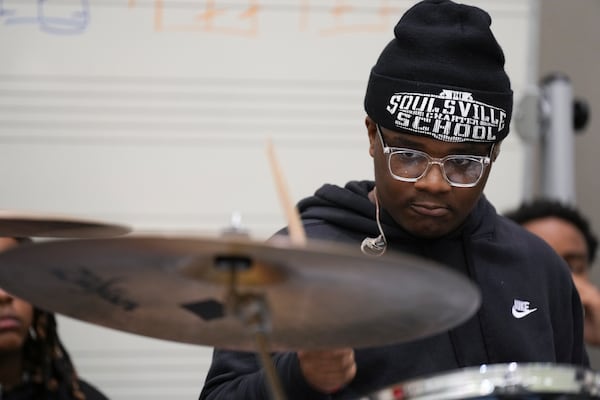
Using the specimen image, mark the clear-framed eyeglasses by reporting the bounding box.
[376,124,494,188]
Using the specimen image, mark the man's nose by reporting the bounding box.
[414,162,452,192]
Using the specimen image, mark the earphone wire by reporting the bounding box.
[360,187,388,256]
[373,188,387,251]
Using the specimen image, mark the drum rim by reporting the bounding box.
[370,363,600,400]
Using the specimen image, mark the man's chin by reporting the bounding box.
[404,221,455,239]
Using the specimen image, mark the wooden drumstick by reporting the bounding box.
[266,138,307,246]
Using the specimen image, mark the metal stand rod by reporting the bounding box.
[256,332,288,400]
[540,73,576,203]
[218,255,288,400]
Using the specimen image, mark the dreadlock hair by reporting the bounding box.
[21,309,86,400]
[13,236,87,400]
[504,198,598,264]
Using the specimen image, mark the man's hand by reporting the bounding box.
[297,348,357,393]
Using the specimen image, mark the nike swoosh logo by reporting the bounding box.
[512,307,538,319]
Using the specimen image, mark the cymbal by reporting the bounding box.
[0,210,131,238]
[0,235,480,351]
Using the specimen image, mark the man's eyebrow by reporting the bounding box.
[386,134,487,154]
[381,131,426,149]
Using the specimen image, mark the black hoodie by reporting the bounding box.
[200,180,588,400]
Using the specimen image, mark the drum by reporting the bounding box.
[368,363,600,400]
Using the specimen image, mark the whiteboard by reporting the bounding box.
[0,1,533,399]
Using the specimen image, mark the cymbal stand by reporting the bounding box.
[219,256,287,400]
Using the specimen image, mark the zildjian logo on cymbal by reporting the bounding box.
[51,266,139,311]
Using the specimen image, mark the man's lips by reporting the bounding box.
[411,203,449,217]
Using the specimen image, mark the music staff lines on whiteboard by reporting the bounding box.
[0,75,363,147]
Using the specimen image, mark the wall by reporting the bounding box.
[0,1,533,398]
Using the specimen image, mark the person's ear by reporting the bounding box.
[492,141,502,162]
[366,116,377,157]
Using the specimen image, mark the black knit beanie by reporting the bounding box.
[364,0,513,143]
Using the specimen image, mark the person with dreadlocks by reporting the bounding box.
[0,236,110,400]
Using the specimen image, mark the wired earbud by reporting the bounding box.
[361,188,387,256]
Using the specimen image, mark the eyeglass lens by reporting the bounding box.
[388,151,484,186]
